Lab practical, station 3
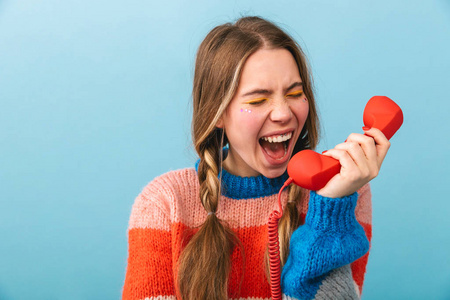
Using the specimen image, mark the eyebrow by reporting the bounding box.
[242,88,271,97]
[286,82,303,92]
[241,82,303,97]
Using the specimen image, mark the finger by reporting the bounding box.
[322,148,358,173]
[334,141,368,171]
[345,133,378,170]
[362,128,391,166]
[362,127,389,145]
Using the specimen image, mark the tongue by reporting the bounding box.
[260,140,286,159]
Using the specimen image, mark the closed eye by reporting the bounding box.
[285,91,304,98]
[246,98,268,105]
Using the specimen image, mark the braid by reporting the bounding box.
[278,184,304,266]
[177,129,241,300]
[197,135,221,213]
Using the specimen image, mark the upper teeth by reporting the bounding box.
[261,132,292,143]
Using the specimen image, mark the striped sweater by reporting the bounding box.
[122,167,372,300]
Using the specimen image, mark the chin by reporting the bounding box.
[259,165,288,179]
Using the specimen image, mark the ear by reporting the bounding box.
[216,116,224,129]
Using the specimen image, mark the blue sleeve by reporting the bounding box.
[281,191,369,300]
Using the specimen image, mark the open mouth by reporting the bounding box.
[259,131,293,160]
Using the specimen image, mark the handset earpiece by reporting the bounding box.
[363,95,403,140]
[287,96,403,191]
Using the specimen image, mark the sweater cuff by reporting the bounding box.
[306,191,359,233]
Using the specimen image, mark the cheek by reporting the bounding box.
[234,108,264,130]
[226,108,265,146]
[292,102,310,126]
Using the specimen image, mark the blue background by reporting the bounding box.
[1,0,449,299]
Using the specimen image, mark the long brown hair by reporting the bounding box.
[177,16,320,300]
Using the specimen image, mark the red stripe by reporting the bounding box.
[123,228,174,299]
[124,220,372,299]
[351,222,372,294]
[171,222,271,298]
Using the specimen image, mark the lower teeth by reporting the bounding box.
[276,142,288,160]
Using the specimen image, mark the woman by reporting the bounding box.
[123,16,388,300]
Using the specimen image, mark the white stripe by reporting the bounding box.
[353,279,361,298]
[142,296,176,300]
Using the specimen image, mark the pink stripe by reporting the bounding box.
[129,169,293,229]
[355,183,372,225]
[129,169,371,230]
[128,193,171,230]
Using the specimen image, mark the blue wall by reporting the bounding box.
[1,0,449,299]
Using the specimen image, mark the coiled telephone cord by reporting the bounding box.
[268,177,293,300]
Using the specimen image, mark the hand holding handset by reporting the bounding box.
[287,96,403,191]
[268,96,403,300]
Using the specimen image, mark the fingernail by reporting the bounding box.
[362,126,371,131]
[322,150,327,154]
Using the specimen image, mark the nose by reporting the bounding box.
[269,98,292,123]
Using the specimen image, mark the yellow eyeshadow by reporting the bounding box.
[285,91,304,97]
[244,91,304,104]
[245,97,267,104]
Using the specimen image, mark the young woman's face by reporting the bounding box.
[220,48,309,178]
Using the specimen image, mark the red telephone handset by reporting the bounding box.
[287,96,404,191]
[268,96,403,300]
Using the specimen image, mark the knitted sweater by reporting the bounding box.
[122,167,372,300]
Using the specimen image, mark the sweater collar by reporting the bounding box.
[195,157,289,200]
